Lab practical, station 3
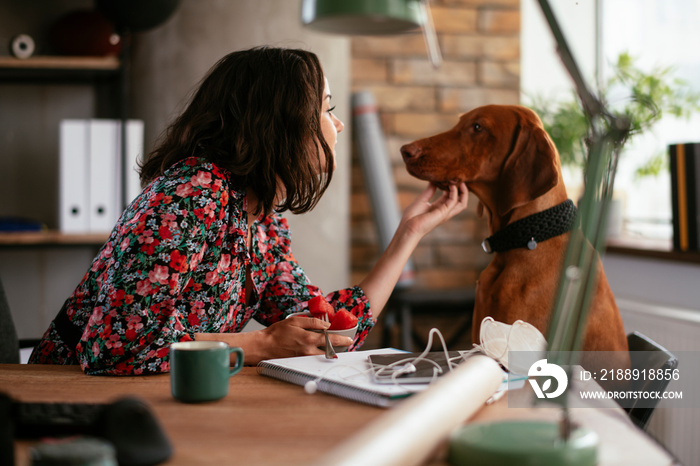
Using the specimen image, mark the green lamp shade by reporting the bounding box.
[301,0,423,35]
[449,421,598,466]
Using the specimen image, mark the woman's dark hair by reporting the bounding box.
[139,46,333,216]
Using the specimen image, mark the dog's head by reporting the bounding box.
[401,105,561,217]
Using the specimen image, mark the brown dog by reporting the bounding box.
[401,105,629,376]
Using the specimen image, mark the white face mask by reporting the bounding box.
[463,317,547,375]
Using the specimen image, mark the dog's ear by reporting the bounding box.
[477,201,484,218]
[496,125,559,216]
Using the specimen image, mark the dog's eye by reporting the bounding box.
[473,123,482,132]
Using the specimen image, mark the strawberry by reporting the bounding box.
[307,296,335,321]
[329,310,358,330]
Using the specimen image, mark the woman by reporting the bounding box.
[29,47,468,375]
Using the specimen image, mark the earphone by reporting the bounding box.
[302,320,542,399]
[304,328,465,395]
[303,363,375,394]
[304,380,319,394]
[393,363,416,376]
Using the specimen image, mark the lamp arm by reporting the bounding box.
[534,3,632,430]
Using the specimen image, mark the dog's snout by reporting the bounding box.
[400,143,421,161]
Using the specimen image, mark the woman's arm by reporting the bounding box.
[198,214,367,364]
[358,182,469,320]
[196,183,467,366]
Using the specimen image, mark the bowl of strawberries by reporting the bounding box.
[287,296,359,349]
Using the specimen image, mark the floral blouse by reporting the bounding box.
[29,157,373,375]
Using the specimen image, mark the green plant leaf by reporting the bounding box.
[527,52,700,179]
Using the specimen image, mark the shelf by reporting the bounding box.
[0,55,121,81]
[0,231,109,248]
[0,53,123,251]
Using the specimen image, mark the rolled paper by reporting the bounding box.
[313,354,504,466]
[352,91,415,287]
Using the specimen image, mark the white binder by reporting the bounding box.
[88,119,120,232]
[59,120,90,233]
[59,118,145,233]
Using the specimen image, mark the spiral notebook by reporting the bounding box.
[257,348,430,408]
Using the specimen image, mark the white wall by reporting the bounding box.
[604,254,700,312]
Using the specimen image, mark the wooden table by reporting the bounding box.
[1,365,385,466]
[0,364,677,466]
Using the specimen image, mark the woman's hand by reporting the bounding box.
[356,182,468,320]
[221,316,352,365]
[252,316,354,364]
[196,316,353,365]
[399,182,469,239]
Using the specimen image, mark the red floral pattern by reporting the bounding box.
[29,157,373,375]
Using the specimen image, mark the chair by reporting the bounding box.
[386,287,474,351]
[625,331,679,430]
[0,275,41,364]
[352,90,476,351]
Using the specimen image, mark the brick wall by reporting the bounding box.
[349,0,521,292]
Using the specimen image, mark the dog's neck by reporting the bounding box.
[478,183,569,236]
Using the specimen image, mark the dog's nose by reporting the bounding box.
[400,143,421,161]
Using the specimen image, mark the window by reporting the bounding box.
[522,0,700,249]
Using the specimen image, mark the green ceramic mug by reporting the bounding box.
[170,341,244,403]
